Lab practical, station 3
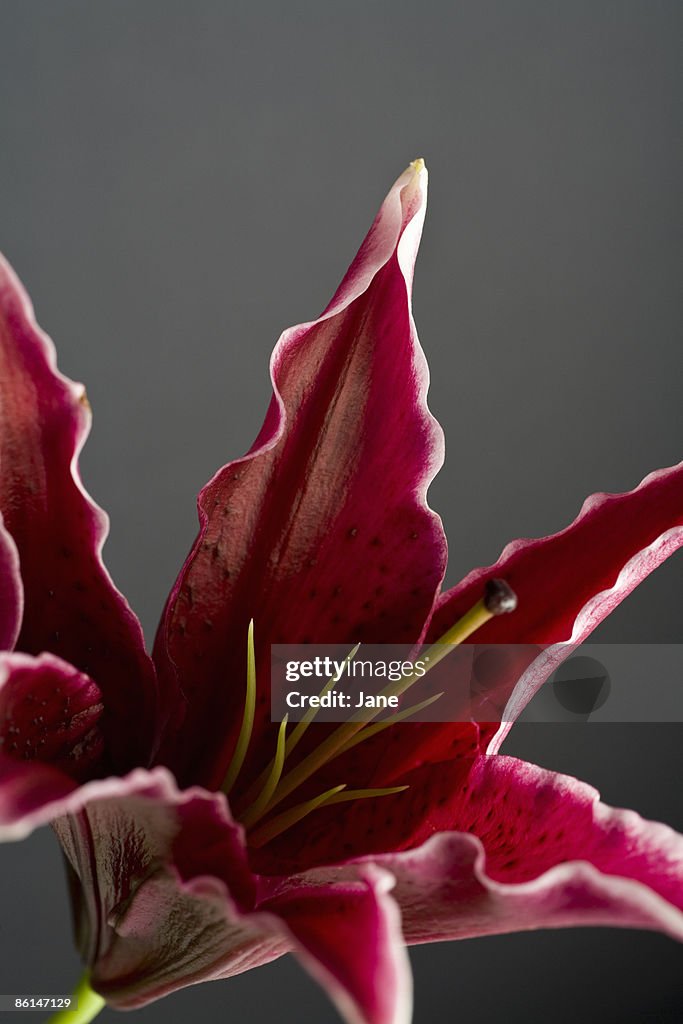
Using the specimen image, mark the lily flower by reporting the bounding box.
[0,160,682,1024]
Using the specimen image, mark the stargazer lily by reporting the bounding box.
[0,161,682,1024]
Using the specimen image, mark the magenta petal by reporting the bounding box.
[372,755,683,945]
[154,162,447,787]
[0,253,158,768]
[0,518,22,650]
[263,867,411,1024]
[427,462,683,748]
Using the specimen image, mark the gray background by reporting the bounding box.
[0,1,681,1021]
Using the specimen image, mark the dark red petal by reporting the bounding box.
[0,651,104,783]
[0,518,22,650]
[154,163,446,788]
[0,254,158,767]
[375,755,683,944]
[263,867,411,1024]
[427,462,683,748]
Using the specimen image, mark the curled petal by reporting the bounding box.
[154,161,447,788]
[0,517,22,650]
[44,768,281,1005]
[89,866,287,1007]
[38,765,409,1022]
[371,756,683,945]
[426,462,683,750]
[45,770,254,978]
[0,254,158,768]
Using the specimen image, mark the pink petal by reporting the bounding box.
[0,253,158,768]
[262,867,411,1024]
[154,162,447,789]
[0,517,22,650]
[371,755,683,945]
[426,462,683,750]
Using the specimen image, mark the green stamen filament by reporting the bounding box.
[418,597,494,672]
[353,598,495,714]
[285,642,361,757]
[249,785,407,848]
[222,618,256,796]
[325,785,409,805]
[333,691,445,758]
[239,642,360,812]
[226,580,516,846]
[242,694,441,842]
[246,595,500,827]
[240,714,289,828]
[249,784,348,848]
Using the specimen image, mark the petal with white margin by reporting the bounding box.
[0,253,158,768]
[154,160,447,792]
[371,756,683,945]
[426,462,683,752]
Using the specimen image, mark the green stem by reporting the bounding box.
[46,974,105,1024]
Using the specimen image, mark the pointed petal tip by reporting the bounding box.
[395,158,427,195]
[404,158,427,189]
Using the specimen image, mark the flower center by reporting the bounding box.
[224,579,517,848]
